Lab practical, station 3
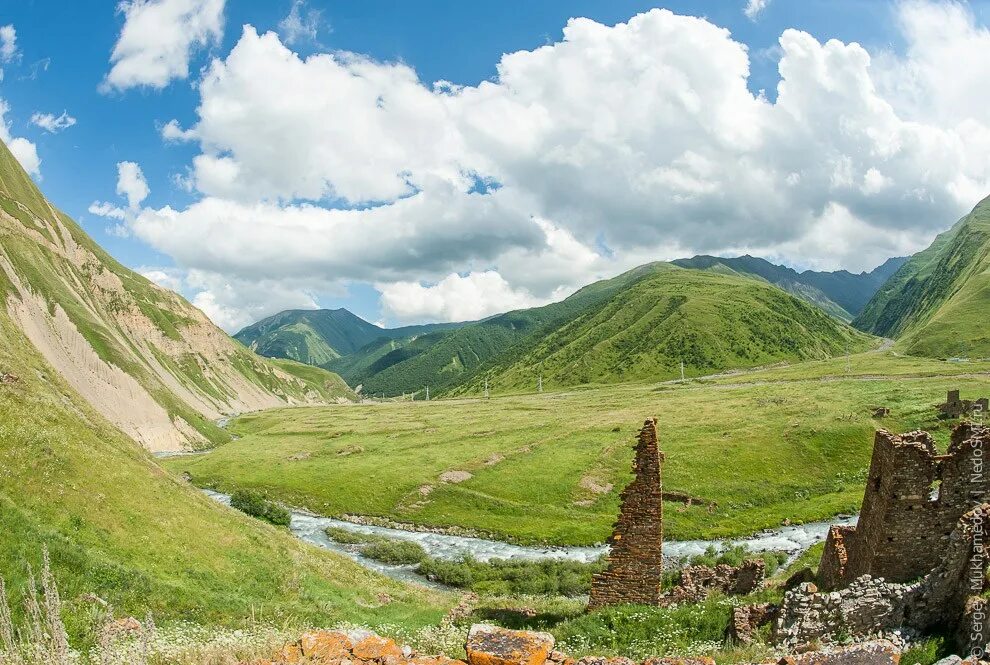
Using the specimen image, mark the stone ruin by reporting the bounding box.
[939,390,989,419]
[819,424,990,588]
[773,423,990,654]
[588,418,764,611]
[588,418,665,609]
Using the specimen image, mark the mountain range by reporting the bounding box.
[239,258,882,396]
[0,141,353,453]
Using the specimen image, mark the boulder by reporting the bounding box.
[300,631,354,660]
[353,635,404,661]
[466,624,554,665]
[775,640,900,665]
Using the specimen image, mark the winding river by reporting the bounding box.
[202,490,856,587]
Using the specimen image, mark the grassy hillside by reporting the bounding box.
[351,263,674,396]
[165,350,990,546]
[0,298,448,641]
[0,139,352,452]
[235,308,467,367]
[454,265,874,394]
[854,196,990,358]
[672,255,905,321]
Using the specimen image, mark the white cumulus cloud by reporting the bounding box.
[118,3,990,327]
[30,111,76,133]
[0,99,41,177]
[102,0,225,91]
[379,271,544,323]
[278,0,322,46]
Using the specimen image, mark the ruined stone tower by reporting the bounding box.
[820,423,990,590]
[588,417,664,609]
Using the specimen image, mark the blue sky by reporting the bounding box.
[2,1,990,330]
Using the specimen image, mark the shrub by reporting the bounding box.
[324,527,386,545]
[360,540,428,565]
[901,637,946,665]
[417,555,606,597]
[686,545,788,576]
[229,489,291,527]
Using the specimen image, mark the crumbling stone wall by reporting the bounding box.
[661,560,766,606]
[820,424,990,589]
[589,418,664,609]
[940,390,990,419]
[777,502,990,653]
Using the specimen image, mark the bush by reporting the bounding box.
[417,555,607,596]
[901,637,946,665]
[324,526,386,545]
[360,540,428,565]
[686,545,788,576]
[229,489,291,527]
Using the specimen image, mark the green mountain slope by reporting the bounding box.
[235,308,467,367]
[672,255,906,321]
[853,196,990,358]
[354,263,673,396]
[0,140,352,453]
[454,264,875,393]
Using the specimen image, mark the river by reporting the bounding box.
[202,490,855,588]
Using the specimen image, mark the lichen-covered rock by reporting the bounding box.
[300,631,355,660]
[466,624,554,665]
[352,635,404,661]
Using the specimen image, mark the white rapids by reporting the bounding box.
[202,489,856,587]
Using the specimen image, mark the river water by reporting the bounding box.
[202,490,855,587]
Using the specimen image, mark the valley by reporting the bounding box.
[164,350,990,546]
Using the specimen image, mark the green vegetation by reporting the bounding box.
[229,489,292,526]
[855,195,990,358]
[901,637,947,665]
[0,305,449,644]
[673,254,906,321]
[419,556,604,597]
[325,526,386,545]
[234,308,466,367]
[166,348,990,545]
[456,266,874,394]
[360,540,428,565]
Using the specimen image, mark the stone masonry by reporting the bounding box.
[588,418,664,609]
[819,424,990,589]
[939,390,990,419]
[775,502,990,653]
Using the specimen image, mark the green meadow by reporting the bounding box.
[165,351,990,546]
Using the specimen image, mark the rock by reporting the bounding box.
[300,630,353,660]
[353,635,404,661]
[101,616,142,641]
[466,624,554,665]
[728,603,778,644]
[775,640,901,665]
[931,657,962,665]
[278,643,304,664]
[0,372,19,385]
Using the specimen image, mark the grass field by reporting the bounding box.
[0,306,448,646]
[165,350,990,546]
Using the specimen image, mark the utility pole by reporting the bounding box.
[680,361,685,381]
[484,379,489,400]
[846,340,851,375]
[426,386,430,401]
[538,374,543,393]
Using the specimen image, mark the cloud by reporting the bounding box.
[744,0,771,20]
[378,271,543,323]
[30,111,77,133]
[122,4,990,327]
[0,99,41,177]
[89,161,150,231]
[278,0,322,46]
[102,0,225,91]
[160,118,197,142]
[0,25,18,64]
[186,270,320,331]
[116,161,150,208]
